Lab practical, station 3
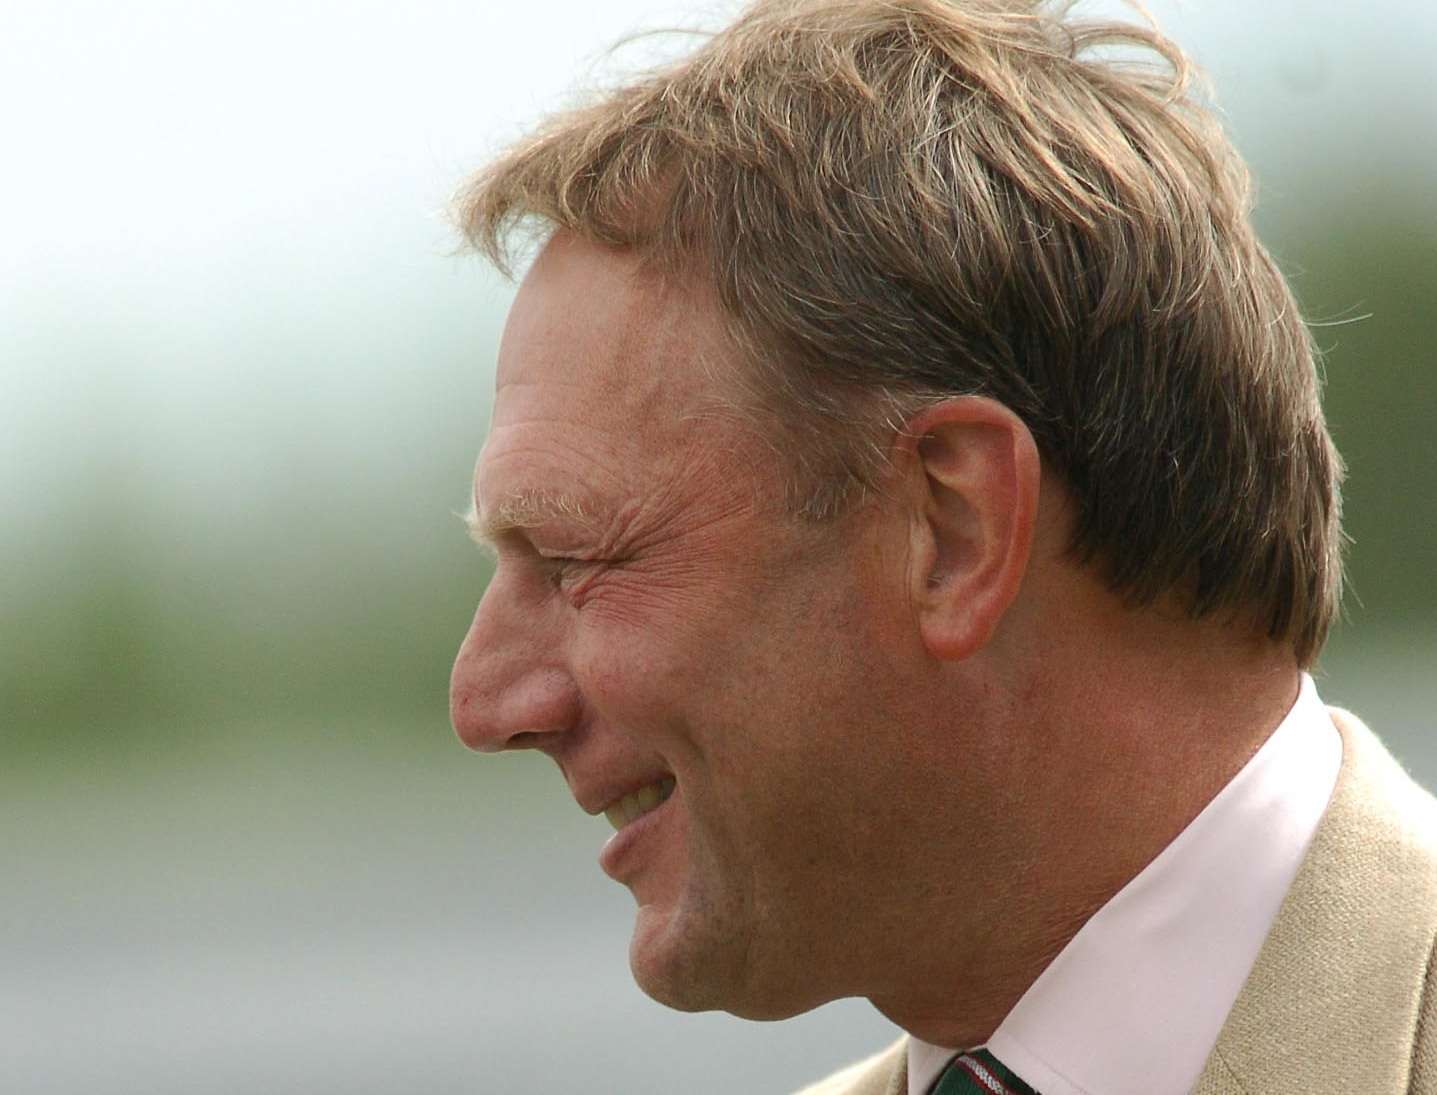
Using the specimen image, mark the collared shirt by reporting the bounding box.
[908,673,1342,1095]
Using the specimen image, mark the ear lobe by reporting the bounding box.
[905,397,1041,661]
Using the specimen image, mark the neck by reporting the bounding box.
[866,589,1302,1047]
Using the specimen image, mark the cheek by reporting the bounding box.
[569,626,720,791]
[572,595,738,719]
[575,632,687,719]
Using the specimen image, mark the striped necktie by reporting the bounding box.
[930,1049,1038,1095]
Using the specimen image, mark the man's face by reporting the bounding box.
[450,234,941,1018]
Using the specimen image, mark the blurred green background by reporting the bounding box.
[4,1,1434,1092]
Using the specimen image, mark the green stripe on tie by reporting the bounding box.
[930,1048,1038,1095]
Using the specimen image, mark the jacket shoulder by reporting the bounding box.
[1198,709,1437,1095]
[793,1037,907,1095]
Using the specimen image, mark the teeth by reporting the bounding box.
[604,776,676,831]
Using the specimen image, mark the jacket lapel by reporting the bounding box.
[795,1036,908,1095]
[1194,710,1437,1094]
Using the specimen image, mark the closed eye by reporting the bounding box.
[542,553,599,579]
[540,551,633,601]
[534,557,601,602]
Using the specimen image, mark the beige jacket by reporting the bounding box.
[798,712,1437,1095]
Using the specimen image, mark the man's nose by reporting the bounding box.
[449,577,580,753]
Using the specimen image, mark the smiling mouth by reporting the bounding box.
[604,776,676,831]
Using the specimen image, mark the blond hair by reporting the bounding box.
[456,0,1344,665]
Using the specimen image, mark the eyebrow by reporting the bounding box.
[463,488,597,550]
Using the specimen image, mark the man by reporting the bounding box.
[448,1,1437,1092]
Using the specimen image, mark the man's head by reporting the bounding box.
[450,0,1344,1037]
[458,0,1343,664]
[451,232,1049,1021]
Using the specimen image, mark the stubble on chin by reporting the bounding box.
[627,890,840,1022]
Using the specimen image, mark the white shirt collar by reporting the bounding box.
[908,673,1341,1095]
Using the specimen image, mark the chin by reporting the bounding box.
[632,963,822,1021]
[627,907,829,1021]
[627,911,726,1013]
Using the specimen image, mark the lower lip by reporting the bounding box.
[598,793,676,882]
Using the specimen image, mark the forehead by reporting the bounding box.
[479,233,760,516]
[494,234,735,423]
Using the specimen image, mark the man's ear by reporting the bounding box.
[900,397,1041,661]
